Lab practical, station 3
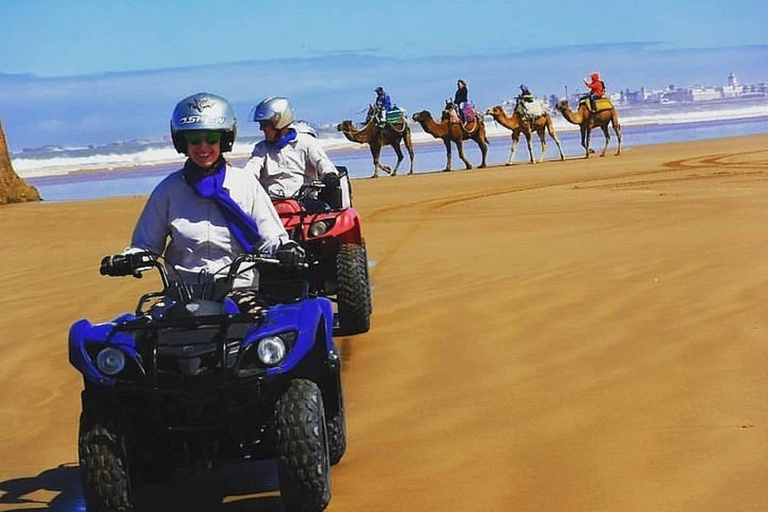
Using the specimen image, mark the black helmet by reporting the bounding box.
[170,92,237,154]
[375,86,384,94]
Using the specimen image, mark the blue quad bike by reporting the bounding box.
[69,251,346,512]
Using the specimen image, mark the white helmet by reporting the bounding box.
[170,92,237,153]
[250,96,295,129]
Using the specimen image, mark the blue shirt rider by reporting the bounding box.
[375,87,392,124]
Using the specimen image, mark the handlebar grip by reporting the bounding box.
[99,252,156,277]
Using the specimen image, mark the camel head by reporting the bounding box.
[486,105,505,119]
[336,120,355,132]
[412,110,432,123]
[555,99,570,113]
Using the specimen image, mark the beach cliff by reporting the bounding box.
[0,120,41,204]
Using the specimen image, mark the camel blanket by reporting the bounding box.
[385,107,406,125]
[516,98,549,120]
[579,97,614,112]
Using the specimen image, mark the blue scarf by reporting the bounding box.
[268,128,297,150]
[183,158,261,253]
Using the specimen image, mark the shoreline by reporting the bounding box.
[14,103,768,180]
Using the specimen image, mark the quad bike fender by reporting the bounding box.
[325,208,362,245]
[69,316,141,386]
[246,297,334,375]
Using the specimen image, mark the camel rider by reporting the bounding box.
[375,86,392,125]
[584,72,606,113]
[518,84,534,103]
[516,84,535,119]
[244,96,341,210]
[454,79,469,121]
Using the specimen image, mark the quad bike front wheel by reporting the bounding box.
[326,380,347,466]
[336,243,372,335]
[78,405,134,512]
[273,379,331,512]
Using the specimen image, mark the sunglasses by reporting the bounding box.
[185,131,221,145]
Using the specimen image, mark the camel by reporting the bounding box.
[411,106,488,171]
[486,104,565,164]
[336,109,414,178]
[555,97,622,158]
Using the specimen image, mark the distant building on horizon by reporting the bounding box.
[609,72,767,105]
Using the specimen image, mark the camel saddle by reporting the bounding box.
[379,106,406,127]
[579,97,614,113]
[445,103,477,124]
[515,98,548,121]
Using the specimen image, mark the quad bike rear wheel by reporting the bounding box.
[78,406,134,512]
[273,379,331,512]
[336,243,372,334]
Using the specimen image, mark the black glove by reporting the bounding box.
[100,253,137,277]
[319,173,342,209]
[322,172,340,189]
[276,241,306,268]
[100,251,155,277]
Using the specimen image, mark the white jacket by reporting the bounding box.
[243,131,338,199]
[130,163,289,287]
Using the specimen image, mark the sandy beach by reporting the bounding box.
[1,134,767,511]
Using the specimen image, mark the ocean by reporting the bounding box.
[18,98,768,202]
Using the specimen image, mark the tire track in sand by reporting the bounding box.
[367,148,768,270]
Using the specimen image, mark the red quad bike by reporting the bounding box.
[268,167,373,335]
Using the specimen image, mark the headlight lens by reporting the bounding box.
[257,336,287,365]
[96,347,126,375]
[308,221,329,238]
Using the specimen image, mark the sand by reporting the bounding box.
[1,134,767,511]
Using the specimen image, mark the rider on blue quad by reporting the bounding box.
[71,93,344,512]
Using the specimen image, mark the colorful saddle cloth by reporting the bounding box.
[374,106,406,127]
[445,103,477,123]
[579,96,614,112]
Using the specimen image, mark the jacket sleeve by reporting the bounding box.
[130,180,171,256]
[246,171,290,255]
[242,146,267,182]
[302,137,338,179]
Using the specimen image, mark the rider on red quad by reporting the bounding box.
[244,96,342,211]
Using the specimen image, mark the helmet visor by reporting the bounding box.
[185,131,221,145]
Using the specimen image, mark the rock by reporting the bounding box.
[0,120,41,204]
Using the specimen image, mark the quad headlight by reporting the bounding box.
[257,336,287,365]
[308,220,329,238]
[96,347,126,375]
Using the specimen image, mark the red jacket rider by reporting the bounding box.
[584,72,605,111]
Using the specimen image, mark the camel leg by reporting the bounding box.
[405,131,415,175]
[546,121,565,161]
[599,126,610,157]
[613,117,623,156]
[391,142,404,176]
[581,126,591,159]
[370,144,391,178]
[507,133,520,165]
[477,134,488,168]
[443,139,452,171]
[456,140,472,169]
[524,132,535,164]
[536,131,547,164]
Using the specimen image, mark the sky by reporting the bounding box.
[1,0,765,77]
[0,0,766,151]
